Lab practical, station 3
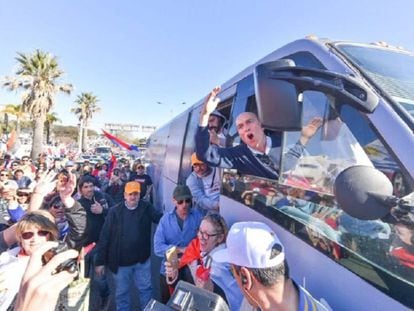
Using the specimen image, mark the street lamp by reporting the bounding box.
[156,101,186,117]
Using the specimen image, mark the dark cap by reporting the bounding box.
[173,185,192,201]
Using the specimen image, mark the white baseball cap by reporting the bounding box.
[213,221,285,268]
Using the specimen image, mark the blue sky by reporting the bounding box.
[1,0,413,133]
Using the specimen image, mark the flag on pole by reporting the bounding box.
[108,153,117,178]
[101,130,140,154]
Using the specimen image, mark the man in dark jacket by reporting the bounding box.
[77,175,114,246]
[77,175,115,309]
[95,181,162,310]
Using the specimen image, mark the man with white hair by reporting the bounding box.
[196,87,322,179]
[213,222,327,311]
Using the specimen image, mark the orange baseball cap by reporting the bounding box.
[125,181,141,194]
[191,152,204,165]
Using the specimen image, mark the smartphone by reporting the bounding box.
[165,246,179,269]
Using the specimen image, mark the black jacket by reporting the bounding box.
[78,191,115,245]
[95,200,162,273]
[64,201,87,249]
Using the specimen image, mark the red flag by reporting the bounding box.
[108,153,117,178]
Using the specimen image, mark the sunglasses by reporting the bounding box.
[192,163,205,168]
[0,174,8,177]
[21,230,50,240]
[197,229,221,240]
[17,193,30,197]
[52,203,64,209]
[177,198,192,205]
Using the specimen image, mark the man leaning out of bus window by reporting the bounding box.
[196,87,322,180]
[186,153,220,214]
[213,221,328,311]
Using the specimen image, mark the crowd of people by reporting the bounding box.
[0,86,331,311]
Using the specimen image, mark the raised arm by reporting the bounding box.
[199,86,221,127]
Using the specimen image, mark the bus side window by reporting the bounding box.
[280,90,372,194]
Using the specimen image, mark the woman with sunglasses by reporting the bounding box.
[0,210,58,310]
[165,213,243,311]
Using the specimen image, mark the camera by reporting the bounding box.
[42,242,78,274]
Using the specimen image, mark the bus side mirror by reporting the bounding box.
[254,59,303,131]
[254,60,379,131]
[334,165,394,220]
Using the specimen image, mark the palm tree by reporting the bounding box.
[45,112,61,144]
[71,92,100,152]
[0,104,26,136]
[2,50,72,158]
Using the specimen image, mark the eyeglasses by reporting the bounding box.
[21,230,50,240]
[177,198,192,205]
[230,264,241,278]
[197,229,222,240]
[0,174,8,177]
[17,193,30,197]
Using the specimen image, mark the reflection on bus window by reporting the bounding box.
[280,91,372,194]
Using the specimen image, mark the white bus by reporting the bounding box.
[147,37,414,310]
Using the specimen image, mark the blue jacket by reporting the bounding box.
[196,126,304,180]
[186,168,220,214]
[154,207,203,275]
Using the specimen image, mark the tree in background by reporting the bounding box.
[0,104,27,136]
[45,112,61,144]
[71,92,100,152]
[2,50,72,158]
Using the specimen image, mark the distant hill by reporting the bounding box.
[53,125,98,144]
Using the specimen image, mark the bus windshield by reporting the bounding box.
[335,43,414,120]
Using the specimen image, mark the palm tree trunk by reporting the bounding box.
[78,123,83,153]
[82,120,88,152]
[45,122,50,144]
[31,116,45,159]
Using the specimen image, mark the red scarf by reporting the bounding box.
[179,238,201,268]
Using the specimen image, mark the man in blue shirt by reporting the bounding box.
[186,153,220,214]
[153,185,204,303]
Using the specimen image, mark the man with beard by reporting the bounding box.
[186,153,220,214]
[208,110,227,147]
[196,87,322,180]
